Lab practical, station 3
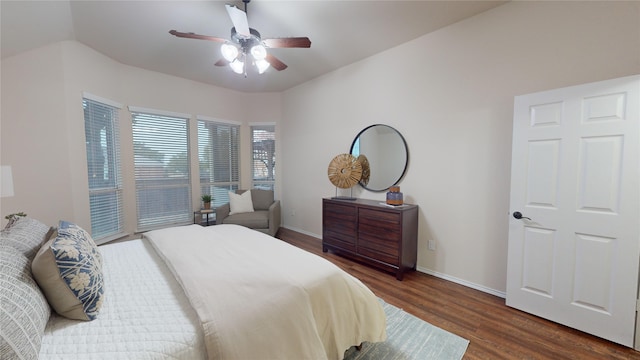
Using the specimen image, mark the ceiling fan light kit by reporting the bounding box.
[221,43,239,62]
[229,58,245,74]
[169,0,311,77]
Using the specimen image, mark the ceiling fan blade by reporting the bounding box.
[265,54,288,71]
[263,37,311,48]
[225,4,250,37]
[214,59,228,67]
[169,30,225,43]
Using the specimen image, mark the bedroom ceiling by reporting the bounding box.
[0,0,506,93]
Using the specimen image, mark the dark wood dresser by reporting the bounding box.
[322,198,418,280]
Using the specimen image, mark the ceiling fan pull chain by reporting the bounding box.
[242,53,248,78]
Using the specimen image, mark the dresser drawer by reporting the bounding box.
[357,207,401,263]
[323,232,356,253]
[357,247,399,268]
[358,208,401,239]
[323,202,357,236]
[358,231,399,256]
[359,208,401,223]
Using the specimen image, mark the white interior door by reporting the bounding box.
[506,75,640,347]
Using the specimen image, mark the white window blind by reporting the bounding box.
[83,97,124,240]
[131,110,191,230]
[198,119,240,207]
[251,125,275,190]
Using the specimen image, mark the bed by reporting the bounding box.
[0,218,386,360]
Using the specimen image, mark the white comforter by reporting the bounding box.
[40,239,206,359]
[144,224,386,360]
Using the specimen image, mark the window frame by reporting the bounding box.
[129,106,192,231]
[197,116,241,208]
[250,124,276,191]
[82,93,125,242]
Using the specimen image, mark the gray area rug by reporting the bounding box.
[344,299,469,360]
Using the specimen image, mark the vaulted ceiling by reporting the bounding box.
[1,1,506,92]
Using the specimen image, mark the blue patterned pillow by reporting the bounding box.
[31,221,104,321]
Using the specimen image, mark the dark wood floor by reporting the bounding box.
[277,227,640,360]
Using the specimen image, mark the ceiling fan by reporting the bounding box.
[169,0,311,76]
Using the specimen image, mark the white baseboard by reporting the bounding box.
[416,266,506,299]
[281,225,506,299]
[281,225,321,239]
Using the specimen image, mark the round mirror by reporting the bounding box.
[350,124,408,192]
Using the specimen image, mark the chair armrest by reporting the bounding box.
[216,203,230,224]
[268,200,281,236]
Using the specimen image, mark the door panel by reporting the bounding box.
[521,227,556,297]
[507,75,639,347]
[526,139,560,208]
[577,136,622,213]
[572,233,615,313]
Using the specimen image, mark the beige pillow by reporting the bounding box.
[31,221,104,321]
[0,245,50,359]
[0,216,52,261]
[229,190,254,215]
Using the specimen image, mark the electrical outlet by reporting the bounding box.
[291,209,296,216]
[428,240,436,251]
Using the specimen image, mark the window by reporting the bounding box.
[251,124,275,190]
[131,108,191,230]
[198,117,240,208]
[83,95,124,241]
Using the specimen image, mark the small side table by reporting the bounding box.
[194,209,216,226]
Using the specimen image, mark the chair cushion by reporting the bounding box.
[251,189,274,211]
[31,221,104,321]
[229,190,254,215]
[0,245,50,360]
[222,210,269,229]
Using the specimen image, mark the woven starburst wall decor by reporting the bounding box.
[357,154,370,186]
[327,153,363,189]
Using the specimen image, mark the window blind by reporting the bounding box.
[251,125,275,190]
[83,97,124,240]
[131,111,191,230]
[198,119,240,207]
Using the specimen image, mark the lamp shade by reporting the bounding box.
[1,166,14,197]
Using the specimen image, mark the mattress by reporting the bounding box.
[39,238,206,360]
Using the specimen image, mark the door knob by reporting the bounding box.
[513,211,531,221]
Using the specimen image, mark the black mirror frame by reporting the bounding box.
[349,124,409,192]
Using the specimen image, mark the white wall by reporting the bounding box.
[280,1,640,294]
[0,41,282,236]
[1,1,638,296]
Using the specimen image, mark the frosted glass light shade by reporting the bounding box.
[229,59,244,74]
[250,45,267,60]
[221,43,239,62]
[256,59,270,74]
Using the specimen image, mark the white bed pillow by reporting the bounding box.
[228,190,254,215]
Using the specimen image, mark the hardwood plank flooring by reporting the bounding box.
[277,227,640,360]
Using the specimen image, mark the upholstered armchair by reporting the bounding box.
[216,189,281,236]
